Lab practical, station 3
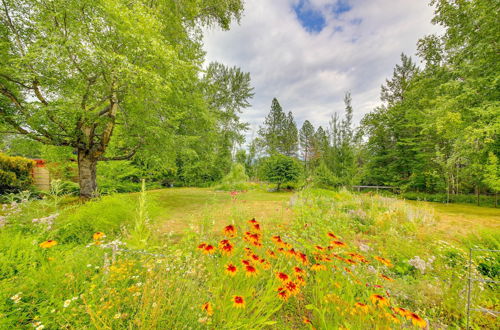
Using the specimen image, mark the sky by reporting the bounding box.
[202,0,442,142]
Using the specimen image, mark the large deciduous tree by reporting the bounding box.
[0,0,243,198]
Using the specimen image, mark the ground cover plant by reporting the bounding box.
[1,187,498,329]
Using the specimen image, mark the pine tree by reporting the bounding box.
[299,120,315,171]
[282,111,299,157]
[258,98,286,154]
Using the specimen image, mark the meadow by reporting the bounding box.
[0,187,498,329]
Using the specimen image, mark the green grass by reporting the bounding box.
[0,187,498,329]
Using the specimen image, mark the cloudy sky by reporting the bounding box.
[203,0,441,141]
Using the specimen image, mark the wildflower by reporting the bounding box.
[250,254,260,261]
[39,240,57,248]
[330,241,346,247]
[284,280,300,295]
[248,218,258,224]
[223,225,237,237]
[93,232,105,240]
[203,245,216,254]
[63,299,71,308]
[219,239,230,247]
[10,293,21,304]
[296,275,306,286]
[370,294,389,307]
[393,307,410,317]
[343,267,352,273]
[327,232,338,239]
[221,243,234,255]
[277,288,289,301]
[354,302,369,313]
[197,243,207,250]
[266,249,277,258]
[311,263,326,271]
[303,316,313,324]
[345,259,357,265]
[385,312,400,324]
[408,312,427,328]
[315,245,324,251]
[276,272,289,282]
[252,223,261,231]
[293,266,304,274]
[374,256,393,267]
[201,302,213,316]
[245,265,258,276]
[380,274,394,281]
[232,296,245,308]
[297,252,309,265]
[241,259,252,266]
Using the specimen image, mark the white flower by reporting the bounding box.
[87,264,92,267]
[63,299,71,308]
[10,293,22,304]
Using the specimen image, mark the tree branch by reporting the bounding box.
[98,148,137,161]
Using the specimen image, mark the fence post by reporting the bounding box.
[466,248,472,329]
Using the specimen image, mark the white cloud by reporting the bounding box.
[202,0,441,142]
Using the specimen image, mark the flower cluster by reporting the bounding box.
[195,218,427,328]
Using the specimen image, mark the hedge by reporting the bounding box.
[0,152,35,194]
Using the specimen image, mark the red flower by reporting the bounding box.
[225,263,237,276]
[232,295,245,308]
[223,225,237,237]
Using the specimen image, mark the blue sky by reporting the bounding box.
[203,0,441,144]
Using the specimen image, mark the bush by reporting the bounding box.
[0,153,34,194]
[312,161,340,189]
[216,163,250,191]
[258,154,301,190]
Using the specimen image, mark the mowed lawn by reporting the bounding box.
[149,188,499,241]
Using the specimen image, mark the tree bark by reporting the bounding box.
[78,149,98,199]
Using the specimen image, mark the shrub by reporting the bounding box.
[0,153,34,194]
[312,161,340,189]
[258,154,301,190]
[216,163,250,191]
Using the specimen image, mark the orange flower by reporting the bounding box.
[276,272,289,282]
[221,243,234,255]
[219,239,230,247]
[297,252,309,265]
[203,244,216,254]
[241,259,252,266]
[310,263,326,271]
[197,243,207,250]
[266,249,277,258]
[232,295,245,308]
[296,275,306,286]
[277,288,289,301]
[393,307,410,317]
[354,302,369,313]
[385,312,400,324]
[248,218,258,224]
[303,316,313,324]
[370,294,389,307]
[245,265,258,276]
[225,263,238,276]
[374,256,393,267]
[261,260,271,270]
[223,225,237,237]
[93,232,105,240]
[380,274,394,281]
[293,266,304,274]
[250,254,260,261]
[314,245,324,251]
[327,232,338,239]
[201,302,213,316]
[251,223,261,231]
[408,312,426,328]
[345,258,357,265]
[330,241,346,247]
[39,240,57,248]
[284,280,300,295]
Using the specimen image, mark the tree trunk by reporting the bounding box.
[78,149,98,199]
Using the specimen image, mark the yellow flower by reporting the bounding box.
[93,232,106,240]
[39,240,57,248]
[201,302,213,316]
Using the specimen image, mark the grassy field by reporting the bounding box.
[0,187,498,329]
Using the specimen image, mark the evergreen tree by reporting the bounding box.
[282,111,299,157]
[299,120,315,171]
[258,98,286,155]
